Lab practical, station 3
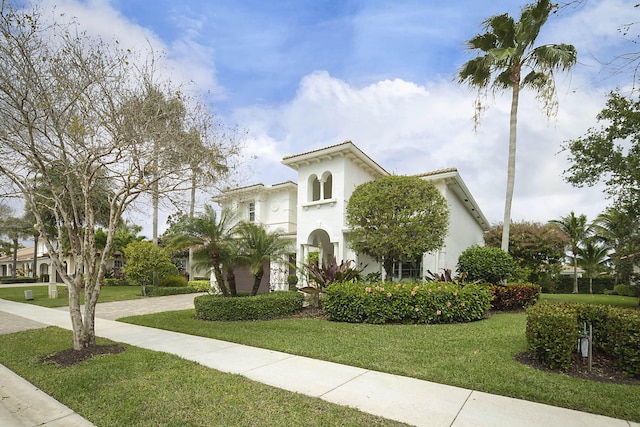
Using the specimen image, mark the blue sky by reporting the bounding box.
[33,0,639,235]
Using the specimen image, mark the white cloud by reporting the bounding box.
[234,70,613,226]
[36,0,219,95]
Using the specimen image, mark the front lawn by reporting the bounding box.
[0,285,144,308]
[120,306,640,422]
[0,327,406,427]
[539,293,639,307]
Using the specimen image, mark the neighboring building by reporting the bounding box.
[215,141,489,292]
[0,241,52,280]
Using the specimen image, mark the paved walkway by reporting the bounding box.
[0,294,638,427]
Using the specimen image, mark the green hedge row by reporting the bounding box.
[323,280,492,324]
[159,275,188,287]
[544,277,616,294]
[146,286,200,296]
[0,276,38,284]
[526,303,640,377]
[194,292,304,321]
[489,283,541,311]
[103,278,131,286]
[188,280,213,292]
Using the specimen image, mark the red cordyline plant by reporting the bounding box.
[299,258,365,307]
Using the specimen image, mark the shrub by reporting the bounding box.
[457,246,515,285]
[489,283,541,310]
[526,303,578,370]
[323,280,492,324]
[147,286,200,297]
[0,276,37,284]
[614,284,638,297]
[194,292,304,321]
[602,307,640,377]
[159,275,188,287]
[287,274,299,291]
[103,278,131,286]
[188,280,213,292]
[526,303,640,377]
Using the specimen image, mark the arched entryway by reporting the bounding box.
[305,229,334,266]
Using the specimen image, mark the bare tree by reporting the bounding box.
[179,97,244,279]
[0,4,211,350]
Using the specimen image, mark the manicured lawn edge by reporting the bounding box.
[120,307,640,422]
[0,327,407,427]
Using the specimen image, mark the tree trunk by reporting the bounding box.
[589,277,593,294]
[227,269,237,297]
[572,254,579,293]
[501,80,520,252]
[68,269,95,350]
[32,234,38,279]
[188,175,196,280]
[11,237,18,278]
[212,263,229,297]
[251,269,264,296]
[382,257,393,282]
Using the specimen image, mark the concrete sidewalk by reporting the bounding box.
[0,296,638,427]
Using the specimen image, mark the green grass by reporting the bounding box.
[0,327,406,427]
[540,293,639,307]
[120,304,640,422]
[0,285,145,308]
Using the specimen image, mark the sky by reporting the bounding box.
[28,0,640,235]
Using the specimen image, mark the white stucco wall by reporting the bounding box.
[422,179,486,276]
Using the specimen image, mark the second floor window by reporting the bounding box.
[248,201,255,221]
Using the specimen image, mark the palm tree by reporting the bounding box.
[235,222,292,296]
[550,211,589,293]
[165,205,236,297]
[577,239,610,294]
[591,206,639,286]
[0,215,32,278]
[458,0,577,252]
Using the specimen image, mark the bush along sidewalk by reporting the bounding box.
[323,280,492,324]
[195,291,304,321]
[526,302,640,377]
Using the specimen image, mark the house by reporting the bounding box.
[0,242,52,280]
[0,240,124,284]
[215,141,489,292]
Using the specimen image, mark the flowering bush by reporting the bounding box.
[323,280,492,324]
[489,283,541,310]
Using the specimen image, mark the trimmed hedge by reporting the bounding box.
[526,303,640,377]
[0,276,38,284]
[188,280,213,292]
[146,286,200,296]
[103,278,131,287]
[159,275,188,287]
[546,276,616,294]
[526,304,578,370]
[194,292,304,321]
[323,280,492,324]
[489,283,541,311]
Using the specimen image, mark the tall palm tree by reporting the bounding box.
[165,205,236,297]
[235,222,291,296]
[550,211,589,293]
[458,0,577,251]
[577,239,610,294]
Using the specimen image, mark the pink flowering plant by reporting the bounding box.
[323,280,492,324]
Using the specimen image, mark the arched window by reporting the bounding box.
[323,173,332,199]
[308,174,321,201]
